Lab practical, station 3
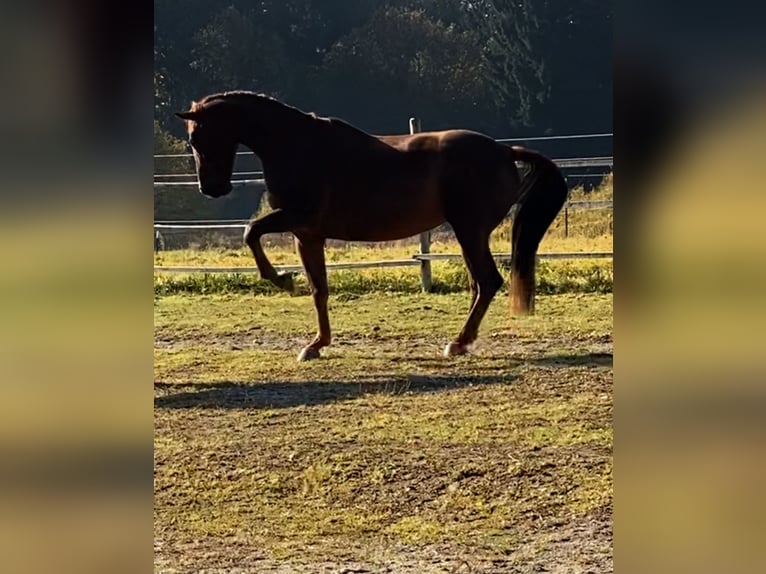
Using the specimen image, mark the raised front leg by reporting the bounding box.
[294,235,330,361]
[243,209,298,291]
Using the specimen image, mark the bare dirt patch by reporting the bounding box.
[154,293,612,573]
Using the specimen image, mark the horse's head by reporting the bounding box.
[175,99,238,198]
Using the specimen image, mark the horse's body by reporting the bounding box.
[177,91,568,361]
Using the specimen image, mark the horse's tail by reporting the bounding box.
[505,145,569,315]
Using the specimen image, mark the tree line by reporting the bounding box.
[154,0,612,218]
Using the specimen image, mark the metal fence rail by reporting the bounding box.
[154,251,613,275]
[154,179,264,188]
[154,128,612,290]
[155,259,422,274]
[153,158,613,184]
[154,132,613,159]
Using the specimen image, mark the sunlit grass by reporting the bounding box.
[153,178,613,269]
[154,291,613,568]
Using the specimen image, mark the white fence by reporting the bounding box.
[154,129,612,291]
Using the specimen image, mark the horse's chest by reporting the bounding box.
[263,171,318,210]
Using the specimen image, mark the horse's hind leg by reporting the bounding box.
[294,235,331,361]
[445,226,504,356]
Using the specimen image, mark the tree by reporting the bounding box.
[461,0,547,127]
[315,6,503,133]
[154,43,173,128]
[153,0,612,137]
[464,0,612,133]
[189,5,293,99]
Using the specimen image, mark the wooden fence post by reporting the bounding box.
[410,117,432,293]
[563,178,569,238]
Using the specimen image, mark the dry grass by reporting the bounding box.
[154,291,613,572]
[154,179,613,268]
[153,182,613,298]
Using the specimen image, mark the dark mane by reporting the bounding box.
[199,90,278,105]
[194,91,382,146]
[192,91,384,144]
[195,90,314,121]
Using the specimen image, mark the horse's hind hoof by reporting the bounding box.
[297,346,321,361]
[444,341,471,357]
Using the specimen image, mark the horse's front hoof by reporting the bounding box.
[297,346,321,362]
[444,341,471,357]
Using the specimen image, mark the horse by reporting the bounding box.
[176,91,568,361]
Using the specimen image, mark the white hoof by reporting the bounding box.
[444,341,470,357]
[297,346,321,361]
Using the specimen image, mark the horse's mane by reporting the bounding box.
[192,90,382,148]
[193,91,311,120]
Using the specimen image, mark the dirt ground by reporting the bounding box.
[154,293,613,573]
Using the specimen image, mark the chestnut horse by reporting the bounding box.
[176,91,567,361]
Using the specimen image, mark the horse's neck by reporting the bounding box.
[238,102,389,172]
[240,101,315,160]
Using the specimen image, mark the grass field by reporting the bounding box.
[153,217,613,298]
[153,180,613,297]
[154,290,613,572]
[154,177,613,572]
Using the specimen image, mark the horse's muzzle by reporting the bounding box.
[199,182,232,198]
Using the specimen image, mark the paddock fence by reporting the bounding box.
[154,123,612,292]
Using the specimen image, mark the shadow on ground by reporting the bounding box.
[154,372,518,410]
[528,352,612,368]
[154,351,611,410]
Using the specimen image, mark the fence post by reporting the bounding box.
[563,184,570,238]
[154,229,165,252]
[410,117,432,293]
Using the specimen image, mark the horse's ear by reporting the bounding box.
[175,111,198,121]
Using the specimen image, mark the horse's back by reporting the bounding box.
[381,128,515,190]
[312,127,518,240]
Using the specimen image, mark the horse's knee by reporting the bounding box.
[243,224,253,246]
[243,223,258,248]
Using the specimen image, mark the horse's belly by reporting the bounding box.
[321,196,444,241]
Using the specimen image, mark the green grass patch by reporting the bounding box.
[154,258,612,297]
[154,291,612,568]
